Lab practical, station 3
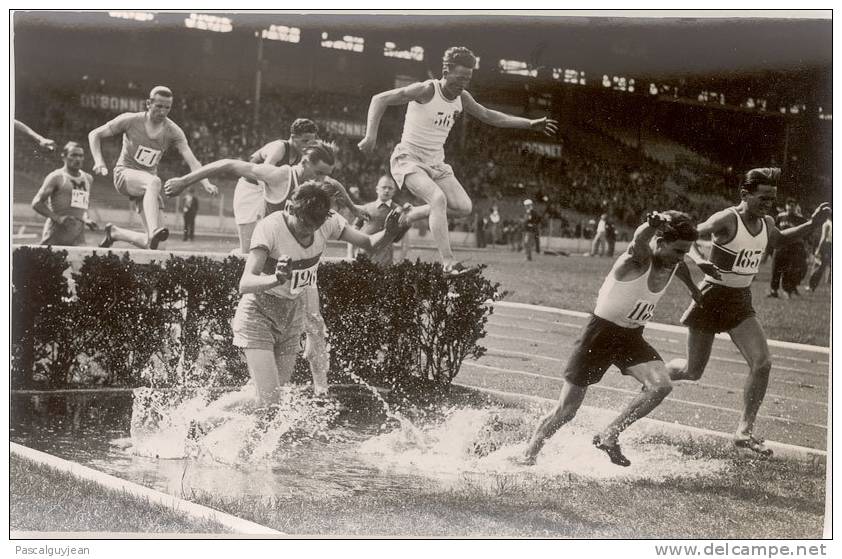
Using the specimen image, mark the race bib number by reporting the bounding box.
[732,249,763,274]
[133,145,162,168]
[289,262,319,295]
[70,187,90,209]
[626,300,656,325]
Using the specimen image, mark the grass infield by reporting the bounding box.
[10,455,230,534]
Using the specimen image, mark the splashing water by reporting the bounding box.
[358,406,729,484]
[345,369,432,450]
[125,385,342,467]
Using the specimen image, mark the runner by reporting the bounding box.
[232,118,319,253]
[88,85,218,249]
[232,180,403,406]
[31,141,98,246]
[667,168,831,455]
[358,46,558,275]
[518,211,708,467]
[164,140,364,395]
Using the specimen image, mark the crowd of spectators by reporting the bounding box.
[14,80,736,230]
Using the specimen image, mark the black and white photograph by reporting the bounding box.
[8,8,833,546]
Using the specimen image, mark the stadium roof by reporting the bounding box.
[14,11,831,80]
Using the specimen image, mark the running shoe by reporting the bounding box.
[443,261,477,278]
[734,435,773,457]
[99,223,114,248]
[593,434,631,467]
[149,227,169,250]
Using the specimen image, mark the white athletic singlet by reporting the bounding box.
[108,112,188,175]
[707,207,768,288]
[593,262,677,328]
[398,80,462,164]
[42,169,94,219]
[249,210,347,300]
[263,165,299,214]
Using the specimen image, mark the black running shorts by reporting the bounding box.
[564,314,662,387]
[681,282,755,334]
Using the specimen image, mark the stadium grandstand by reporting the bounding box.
[13,12,831,236]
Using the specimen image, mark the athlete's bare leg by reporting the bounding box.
[113,175,166,248]
[243,349,296,406]
[108,224,149,248]
[402,172,472,267]
[520,381,588,463]
[303,289,329,395]
[666,328,716,381]
[598,361,673,445]
[728,316,772,439]
[237,222,257,254]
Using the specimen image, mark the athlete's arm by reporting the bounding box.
[88,113,134,176]
[324,178,369,220]
[358,81,432,154]
[815,221,831,256]
[675,260,704,306]
[339,208,403,252]
[15,120,56,151]
[31,173,66,224]
[768,203,831,248]
[460,91,558,135]
[173,132,218,197]
[239,248,291,294]
[164,160,286,198]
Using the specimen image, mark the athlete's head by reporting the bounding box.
[441,46,476,97]
[785,197,799,215]
[286,180,334,233]
[740,167,779,216]
[289,118,319,153]
[375,175,396,201]
[299,140,338,182]
[146,86,173,122]
[61,141,85,171]
[653,211,698,265]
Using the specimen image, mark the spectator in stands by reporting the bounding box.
[522,199,542,260]
[181,186,199,242]
[354,175,405,266]
[605,217,617,258]
[768,197,808,298]
[488,205,501,245]
[474,210,487,248]
[590,213,608,257]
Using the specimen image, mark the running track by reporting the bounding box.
[456,301,830,451]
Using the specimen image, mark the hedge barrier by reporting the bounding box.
[11,247,503,401]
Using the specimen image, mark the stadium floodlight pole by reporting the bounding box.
[253,30,264,132]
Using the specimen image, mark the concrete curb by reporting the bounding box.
[454,383,827,463]
[494,300,831,356]
[10,443,283,536]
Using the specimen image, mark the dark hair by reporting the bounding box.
[290,118,318,137]
[656,211,699,243]
[443,46,477,70]
[61,141,84,157]
[149,85,173,99]
[741,167,780,193]
[302,140,337,166]
[785,197,798,205]
[287,180,333,226]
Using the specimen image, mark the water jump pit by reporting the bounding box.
[11,383,733,507]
